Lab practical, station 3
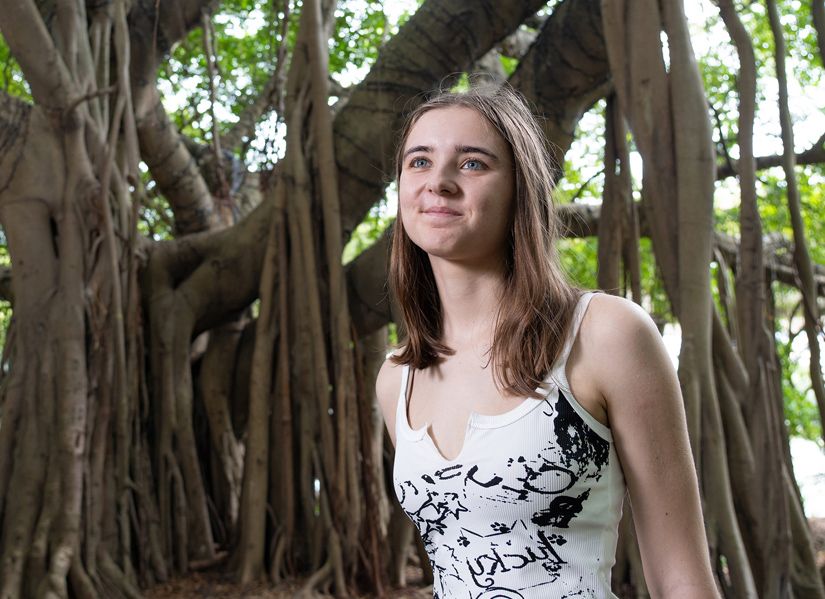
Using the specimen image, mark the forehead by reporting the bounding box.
[404,106,508,152]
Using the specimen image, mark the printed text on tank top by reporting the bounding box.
[393,292,625,599]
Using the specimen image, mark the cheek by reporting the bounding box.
[488,187,515,221]
[397,181,422,223]
[485,195,515,242]
[398,195,416,230]
[396,193,422,245]
[397,177,413,207]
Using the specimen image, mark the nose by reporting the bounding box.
[427,165,458,196]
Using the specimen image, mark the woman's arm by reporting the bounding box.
[576,294,719,598]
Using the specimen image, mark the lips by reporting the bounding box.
[423,206,461,216]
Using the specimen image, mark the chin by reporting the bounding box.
[413,244,457,259]
[423,248,459,260]
[408,233,460,256]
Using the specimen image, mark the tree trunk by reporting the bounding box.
[765,0,825,451]
[1,0,824,596]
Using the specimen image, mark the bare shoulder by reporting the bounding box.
[580,293,661,351]
[582,293,657,336]
[375,355,404,412]
[577,293,671,392]
[375,355,405,445]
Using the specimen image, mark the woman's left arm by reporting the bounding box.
[580,295,719,599]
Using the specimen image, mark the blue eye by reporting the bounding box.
[463,159,485,170]
[410,157,429,168]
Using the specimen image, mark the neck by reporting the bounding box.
[429,256,507,351]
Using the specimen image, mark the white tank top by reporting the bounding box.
[393,292,625,598]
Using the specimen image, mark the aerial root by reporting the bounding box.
[299,555,333,597]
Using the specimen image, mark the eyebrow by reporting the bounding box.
[402,144,501,161]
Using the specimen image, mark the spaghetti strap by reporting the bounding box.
[394,364,411,429]
[551,291,597,391]
[397,364,410,409]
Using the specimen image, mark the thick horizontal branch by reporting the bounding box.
[556,202,825,295]
[333,0,548,237]
[471,28,541,84]
[143,196,271,336]
[716,133,825,179]
[500,28,538,58]
[510,0,611,173]
[713,231,825,294]
[129,0,220,83]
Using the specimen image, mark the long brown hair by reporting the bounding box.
[390,84,580,398]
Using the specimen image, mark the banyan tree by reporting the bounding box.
[0,0,823,597]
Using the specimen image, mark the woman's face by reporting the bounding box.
[398,106,515,269]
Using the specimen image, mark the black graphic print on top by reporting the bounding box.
[395,391,614,598]
[530,490,591,528]
[552,391,610,476]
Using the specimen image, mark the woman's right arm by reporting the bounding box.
[375,358,403,447]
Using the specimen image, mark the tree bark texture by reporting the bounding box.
[0,0,823,597]
[766,0,825,451]
[602,0,824,597]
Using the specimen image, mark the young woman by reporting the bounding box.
[375,85,718,599]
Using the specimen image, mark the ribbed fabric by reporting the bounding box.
[393,292,625,598]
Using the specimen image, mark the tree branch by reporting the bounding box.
[0,0,77,112]
[332,0,549,237]
[716,132,825,179]
[556,204,825,295]
[510,0,612,175]
[128,0,221,85]
[134,86,217,234]
[500,28,537,58]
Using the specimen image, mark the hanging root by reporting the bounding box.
[98,551,142,599]
[299,557,333,597]
[268,529,290,584]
